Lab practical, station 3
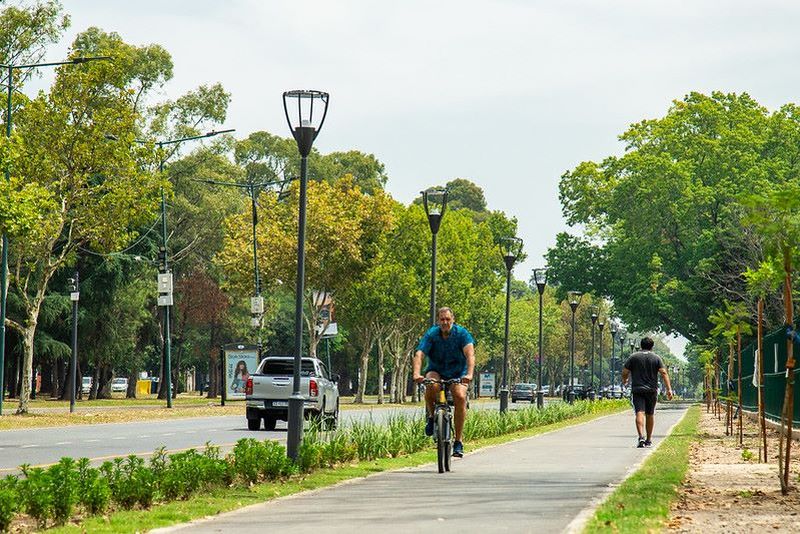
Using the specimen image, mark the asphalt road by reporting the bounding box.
[154,404,689,534]
[0,399,548,472]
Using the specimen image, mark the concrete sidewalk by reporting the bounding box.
[155,404,689,534]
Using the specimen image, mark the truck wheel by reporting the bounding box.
[263,415,277,431]
[247,417,261,431]
[327,400,339,430]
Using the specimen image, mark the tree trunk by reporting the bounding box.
[127,369,138,398]
[16,323,37,414]
[354,330,373,404]
[376,337,385,404]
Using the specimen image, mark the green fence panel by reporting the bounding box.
[736,326,800,426]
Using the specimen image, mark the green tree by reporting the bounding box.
[4,30,168,413]
[547,92,793,343]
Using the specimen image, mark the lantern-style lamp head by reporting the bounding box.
[499,236,523,271]
[282,90,329,157]
[590,305,599,325]
[567,290,583,312]
[610,321,618,336]
[533,268,547,295]
[421,187,448,234]
[598,318,605,331]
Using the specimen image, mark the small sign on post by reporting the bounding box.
[479,372,496,398]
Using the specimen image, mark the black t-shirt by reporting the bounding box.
[624,351,663,393]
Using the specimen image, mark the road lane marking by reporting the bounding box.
[112,437,125,440]
[140,435,150,438]
[84,439,100,443]
[21,444,37,448]
[55,441,71,445]
[162,433,175,436]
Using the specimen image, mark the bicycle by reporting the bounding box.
[422,377,462,473]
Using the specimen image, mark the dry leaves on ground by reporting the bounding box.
[668,406,800,533]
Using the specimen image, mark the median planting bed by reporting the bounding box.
[0,399,627,532]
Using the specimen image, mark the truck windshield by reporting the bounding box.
[260,359,316,376]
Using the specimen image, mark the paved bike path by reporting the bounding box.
[156,405,688,534]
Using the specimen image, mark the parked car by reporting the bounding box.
[511,383,536,403]
[245,356,340,431]
[111,377,129,393]
[603,385,624,399]
[81,376,92,394]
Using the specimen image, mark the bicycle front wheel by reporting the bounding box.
[436,408,447,473]
[444,412,452,472]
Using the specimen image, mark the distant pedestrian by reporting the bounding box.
[622,337,673,448]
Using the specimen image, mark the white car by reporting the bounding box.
[81,376,93,394]
[111,377,129,393]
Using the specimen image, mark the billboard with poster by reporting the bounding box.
[222,344,259,400]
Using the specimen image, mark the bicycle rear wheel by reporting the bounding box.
[444,412,452,472]
[436,408,447,473]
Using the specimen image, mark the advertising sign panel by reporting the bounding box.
[479,372,496,398]
[223,344,259,400]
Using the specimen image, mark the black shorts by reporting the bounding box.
[631,391,657,415]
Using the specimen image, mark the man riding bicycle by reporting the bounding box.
[413,307,475,457]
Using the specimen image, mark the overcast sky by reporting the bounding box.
[41,1,800,356]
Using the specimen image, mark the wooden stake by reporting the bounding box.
[758,298,766,463]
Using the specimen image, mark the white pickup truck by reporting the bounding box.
[245,356,340,431]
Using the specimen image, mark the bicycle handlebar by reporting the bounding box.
[422,378,464,386]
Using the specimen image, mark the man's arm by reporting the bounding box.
[621,368,630,386]
[462,343,475,384]
[659,367,673,400]
[412,350,425,383]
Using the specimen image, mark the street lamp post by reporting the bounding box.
[147,129,234,408]
[567,291,583,404]
[67,272,79,413]
[618,331,626,390]
[422,188,448,326]
[598,318,605,398]
[533,268,547,408]
[499,236,522,414]
[0,55,109,415]
[589,305,598,401]
[609,322,617,395]
[283,89,330,460]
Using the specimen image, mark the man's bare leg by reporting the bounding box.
[451,383,468,442]
[424,371,442,417]
[645,414,655,441]
[635,411,645,438]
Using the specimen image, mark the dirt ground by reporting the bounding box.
[667,405,800,532]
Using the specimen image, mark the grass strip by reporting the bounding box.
[46,402,629,534]
[583,404,701,534]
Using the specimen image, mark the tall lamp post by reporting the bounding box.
[618,331,626,390]
[589,305,598,401]
[533,268,547,408]
[609,322,617,395]
[422,188,448,326]
[0,55,109,415]
[148,129,234,408]
[597,318,605,398]
[283,89,329,460]
[499,236,522,414]
[67,272,79,413]
[567,291,583,404]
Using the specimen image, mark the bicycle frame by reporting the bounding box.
[423,377,460,473]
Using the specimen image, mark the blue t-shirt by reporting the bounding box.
[416,324,475,379]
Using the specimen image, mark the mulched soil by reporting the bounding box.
[667,405,800,532]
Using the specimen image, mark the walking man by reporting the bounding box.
[413,307,475,457]
[622,336,673,447]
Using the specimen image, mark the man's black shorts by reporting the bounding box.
[631,391,657,415]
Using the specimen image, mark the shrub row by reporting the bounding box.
[0,399,626,532]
